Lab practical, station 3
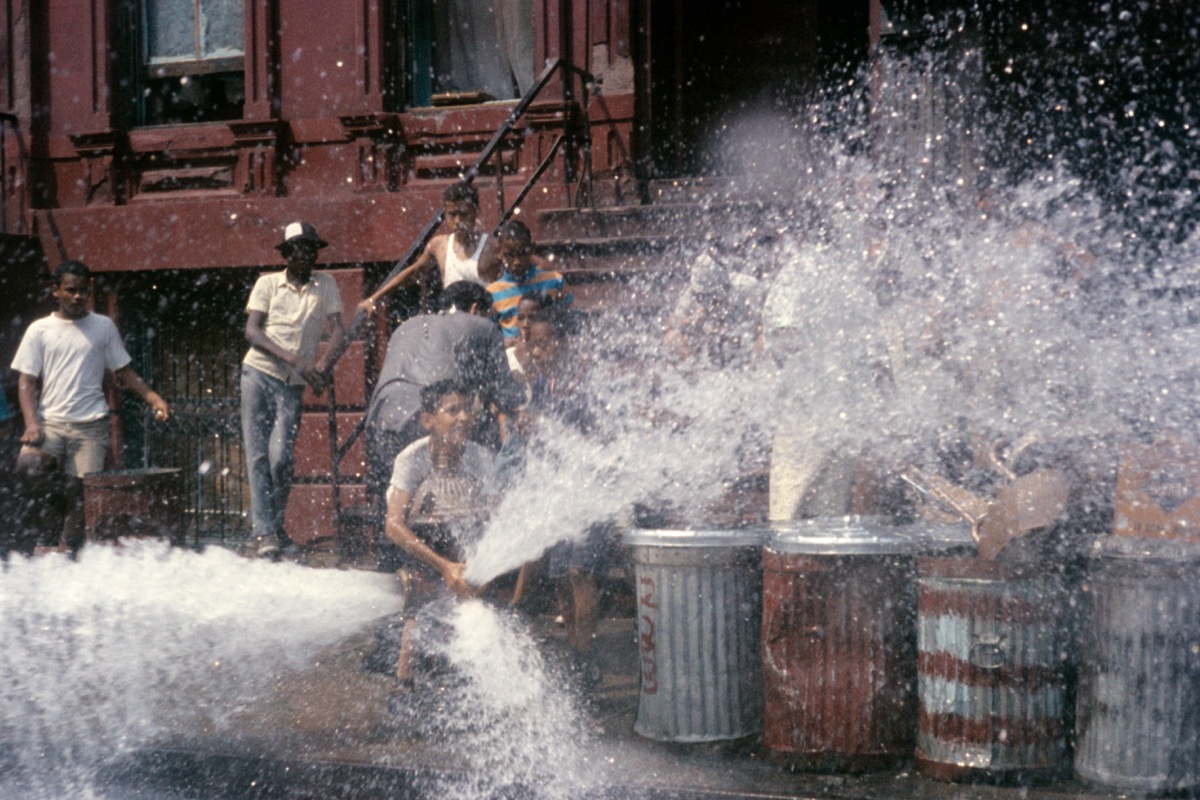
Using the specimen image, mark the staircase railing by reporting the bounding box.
[319,56,610,544]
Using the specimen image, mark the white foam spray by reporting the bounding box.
[0,541,402,799]
[404,599,596,800]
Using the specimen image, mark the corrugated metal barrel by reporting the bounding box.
[916,557,1070,782]
[763,518,973,771]
[1075,537,1200,793]
[625,528,764,742]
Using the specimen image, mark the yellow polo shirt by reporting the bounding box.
[242,270,343,386]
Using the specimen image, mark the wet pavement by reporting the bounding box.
[112,555,1133,800]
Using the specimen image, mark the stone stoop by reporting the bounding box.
[533,180,797,316]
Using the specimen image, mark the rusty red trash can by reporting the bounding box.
[762,517,972,771]
[1075,536,1200,793]
[625,527,764,743]
[916,557,1070,782]
[84,468,185,544]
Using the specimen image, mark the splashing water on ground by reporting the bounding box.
[401,599,596,800]
[0,541,402,799]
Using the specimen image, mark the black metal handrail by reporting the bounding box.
[321,56,608,520]
[355,57,592,332]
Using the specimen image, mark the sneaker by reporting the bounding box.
[255,537,280,559]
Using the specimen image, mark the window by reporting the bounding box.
[121,0,246,126]
[403,0,534,108]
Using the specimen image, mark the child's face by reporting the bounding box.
[498,237,533,277]
[526,322,563,374]
[52,273,91,319]
[444,201,478,237]
[421,391,477,446]
[515,297,540,341]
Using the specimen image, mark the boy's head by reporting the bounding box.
[443,184,480,238]
[496,220,534,278]
[515,294,552,341]
[419,379,478,448]
[440,281,491,315]
[51,261,92,320]
[526,306,576,374]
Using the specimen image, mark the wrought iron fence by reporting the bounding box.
[116,270,253,545]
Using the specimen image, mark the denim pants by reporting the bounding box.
[240,365,303,541]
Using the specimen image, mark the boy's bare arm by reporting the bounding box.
[16,372,42,445]
[359,237,447,311]
[114,366,171,420]
[384,486,476,598]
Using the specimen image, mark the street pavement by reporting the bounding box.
[113,569,1131,800]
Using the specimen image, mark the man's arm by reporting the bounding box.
[114,366,171,421]
[16,372,42,446]
[310,311,348,391]
[244,309,296,366]
[243,308,321,389]
[358,237,445,312]
[384,486,476,598]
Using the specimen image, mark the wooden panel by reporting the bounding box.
[283,482,367,545]
[293,411,368,479]
[612,0,629,58]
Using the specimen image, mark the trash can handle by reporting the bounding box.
[765,609,788,643]
[764,612,824,644]
[969,634,1006,669]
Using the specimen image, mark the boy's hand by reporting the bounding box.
[148,393,171,422]
[511,407,539,438]
[440,561,477,599]
[19,421,43,447]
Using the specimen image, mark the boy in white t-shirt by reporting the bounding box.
[11,260,171,551]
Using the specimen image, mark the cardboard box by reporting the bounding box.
[1113,440,1200,542]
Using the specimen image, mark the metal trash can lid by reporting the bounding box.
[83,467,182,485]
[1089,535,1200,562]
[767,516,974,556]
[902,521,976,555]
[623,527,766,549]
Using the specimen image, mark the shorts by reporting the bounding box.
[22,416,110,477]
[548,521,615,578]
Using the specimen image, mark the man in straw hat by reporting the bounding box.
[241,221,345,558]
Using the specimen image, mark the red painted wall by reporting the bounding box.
[3,0,637,546]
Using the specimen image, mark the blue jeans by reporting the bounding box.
[240,365,303,541]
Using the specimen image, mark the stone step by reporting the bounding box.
[537,199,783,240]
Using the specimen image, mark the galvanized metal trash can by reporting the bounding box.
[625,528,764,742]
[1075,537,1200,794]
[916,557,1070,781]
[763,517,973,771]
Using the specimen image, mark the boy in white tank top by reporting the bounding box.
[359,184,501,313]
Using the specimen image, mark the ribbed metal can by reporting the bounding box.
[762,517,973,771]
[624,528,764,742]
[1075,537,1200,793]
[916,557,1070,782]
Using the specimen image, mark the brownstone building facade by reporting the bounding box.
[6,1,1190,544]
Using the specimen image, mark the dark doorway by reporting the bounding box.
[641,0,870,178]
